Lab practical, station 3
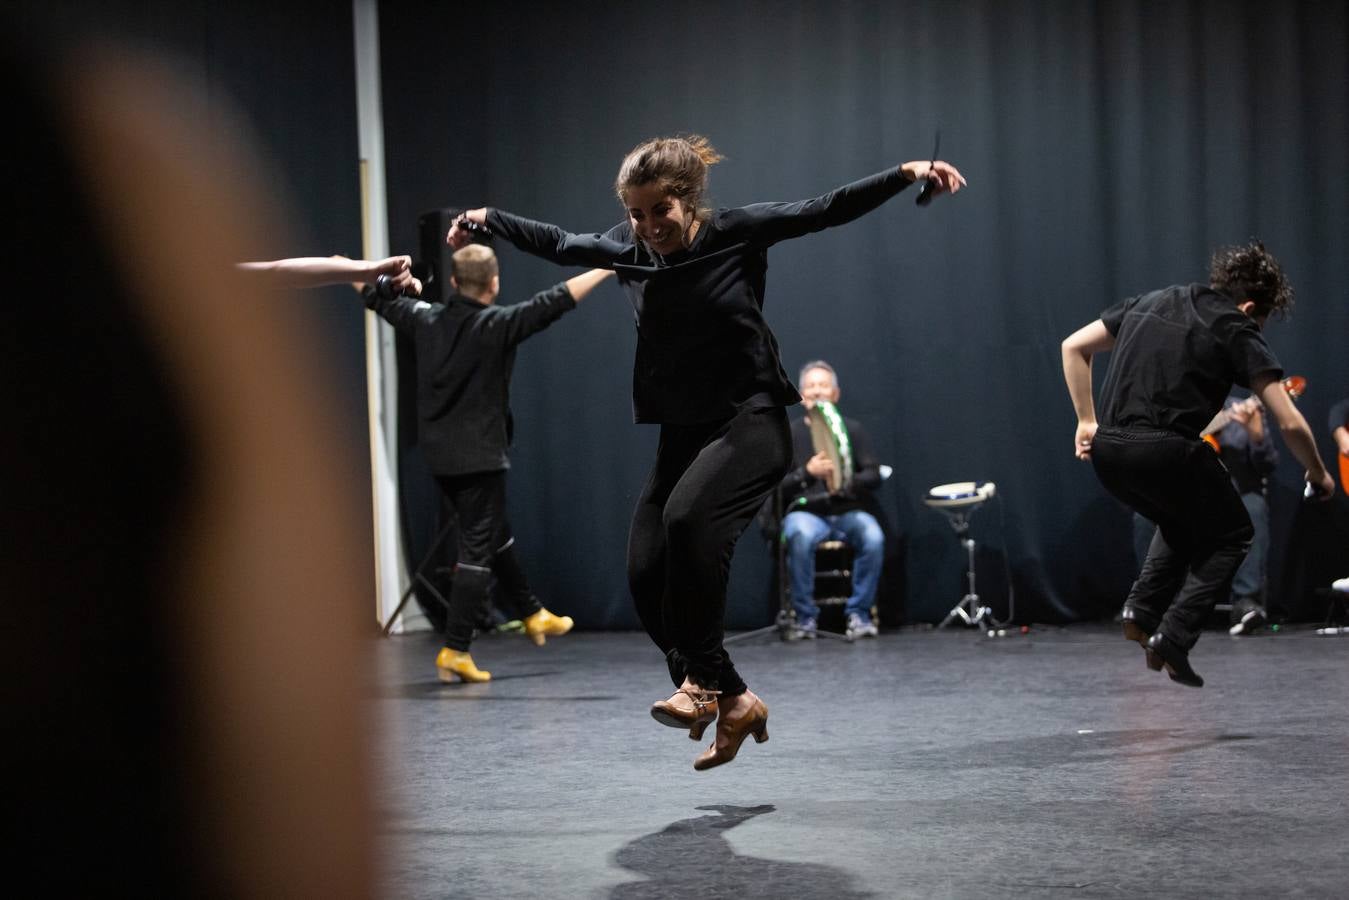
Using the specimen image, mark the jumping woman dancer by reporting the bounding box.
[449,136,964,769]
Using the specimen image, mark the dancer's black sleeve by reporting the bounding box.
[480,282,577,346]
[361,286,436,332]
[716,166,913,247]
[485,209,630,268]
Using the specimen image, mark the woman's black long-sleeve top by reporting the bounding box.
[486,165,914,425]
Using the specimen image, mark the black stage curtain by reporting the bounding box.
[31,3,1345,629]
[379,0,1349,629]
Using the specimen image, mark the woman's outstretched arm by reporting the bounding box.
[448,208,629,268]
[720,159,966,246]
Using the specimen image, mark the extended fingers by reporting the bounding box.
[933,161,966,194]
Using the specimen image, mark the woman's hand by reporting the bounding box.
[901,159,966,197]
[446,208,488,249]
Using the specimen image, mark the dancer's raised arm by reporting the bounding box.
[448,208,629,268]
[720,159,965,247]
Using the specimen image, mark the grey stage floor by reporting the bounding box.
[371,625,1349,899]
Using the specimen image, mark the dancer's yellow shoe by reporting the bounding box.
[435,648,490,683]
[522,608,573,646]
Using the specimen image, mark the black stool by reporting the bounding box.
[812,540,854,633]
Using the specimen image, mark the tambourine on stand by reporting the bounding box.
[923,481,998,629]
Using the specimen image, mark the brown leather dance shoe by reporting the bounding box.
[693,696,769,771]
[651,688,720,740]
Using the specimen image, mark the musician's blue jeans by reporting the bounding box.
[782,510,884,623]
[1230,491,1269,604]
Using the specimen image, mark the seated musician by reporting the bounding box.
[778,360,886,640]
[1332,397,1349,595]
[1331,397,1349,482]
[1210,392,1279,634]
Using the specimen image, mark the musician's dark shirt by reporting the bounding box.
[1330,398,1349,435]
[1098,284,1283,439]
[779,414,883,516]
[1215,396,1279,495]
[363,283,576,476]
[485,166,914,425]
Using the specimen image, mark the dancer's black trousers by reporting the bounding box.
[627,406,792,697]
[1090,426,1253,649]
[435,471,542,652]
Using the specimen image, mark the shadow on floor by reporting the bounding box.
[377,670,619,700]
[609,804,874,899]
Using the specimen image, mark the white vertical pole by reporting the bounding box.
[352,0,409,631]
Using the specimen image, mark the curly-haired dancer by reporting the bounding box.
[1061,242,1334,687]
[449,136,964,768]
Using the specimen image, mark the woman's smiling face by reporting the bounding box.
[623,182,692,255]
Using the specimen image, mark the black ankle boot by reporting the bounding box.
[1146,632,1203,688]
[1120,606,1157,648]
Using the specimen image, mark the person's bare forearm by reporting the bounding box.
[238,257,372,287]
[1281,422,1329,479]
[1258,378,1328,479]
[1062,346,1096,424]
[1061,320,1114,423]
[1335,426,1349,457]
[1060,320,1116,459]
[237,255,409,289]
[564,268,615,304]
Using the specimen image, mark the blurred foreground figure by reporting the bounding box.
[1,33,374,900]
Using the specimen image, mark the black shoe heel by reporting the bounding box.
[1146,633,1203,688]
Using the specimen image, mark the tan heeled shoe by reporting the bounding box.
[435,647,490,683]
[650,687,720,740]
[522,608,573,646]
[694,696,768,771]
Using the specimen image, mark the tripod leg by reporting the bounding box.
[381,515,458,635]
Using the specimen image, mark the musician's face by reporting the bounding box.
[799,367,840,408]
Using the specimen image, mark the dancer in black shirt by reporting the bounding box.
[365,244,613,682]
[449,135,964,767]
[1061,242,1333,687]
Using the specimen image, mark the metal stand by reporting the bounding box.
[381,515,456,635]
[1315,585,1348,636]
[937,509,992,628]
